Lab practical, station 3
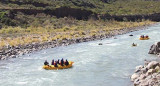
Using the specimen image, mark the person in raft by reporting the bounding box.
[51,59,54,65]
[140,35,144,38]
[44,60,49,66]
[132,43,136,46]
[61,58,64,66]
[65,59,69,66]
[57,59,60,64]
[145,35,149,38]
[54,61,58,67]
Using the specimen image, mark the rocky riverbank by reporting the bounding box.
[131,42,160,86]
[131,61,160,86]
[0,24,157,60]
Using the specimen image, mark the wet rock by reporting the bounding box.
[129,34,133,36]
[146,69,154,75]
[135,65,144,73]
[113,37,117,39]
[134,78,140,85]
[144,59,150,66]
[141,67,148,73]
[1,56,7,60]
[98,43,103,45]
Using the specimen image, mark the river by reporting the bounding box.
[0,24,160,86]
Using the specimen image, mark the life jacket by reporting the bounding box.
[55,63,58,67]
[51,61,54,65]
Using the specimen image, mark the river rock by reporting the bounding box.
[98,43,103,45]
[129,34,133,36]
[146,69,155,75]
[141,74,147,79]
[135,65,144,73]
[113,37,117,39]
[148,42,160,55]
[131,73,139,81]
[141,67,148,73]
[155,66,160,72]
[146,61,159,69]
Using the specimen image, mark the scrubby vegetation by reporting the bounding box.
[0,19,155,50]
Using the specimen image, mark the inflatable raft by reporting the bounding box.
[139,37,149,40]
[132,44,137,47]
[43,61,74,70]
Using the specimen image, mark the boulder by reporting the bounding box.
[1,56,7,60]
[135,65,144,73]
[114,37,117,39]
[155,66,160,72]
[129,34,133,36]
[148,42,160,55]
[140,80,149,86]
[141,67,148,73]
[134,78,140,85]
[10,55,16,58]
[146,69,154,75]
[146,61,159,69]
[131,73,139,81]
[98,43,103,45]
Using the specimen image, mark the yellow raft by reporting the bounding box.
[43,61,74,70]
[139,37,149,40]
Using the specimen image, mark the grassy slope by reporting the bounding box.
[0,19,155,49]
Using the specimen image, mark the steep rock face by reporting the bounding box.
[0,0,49,7]
[45,7,96,20]
[99,13,160,21]
[100,0,116,3]
[5,7,97,20]
[148,42,160,55]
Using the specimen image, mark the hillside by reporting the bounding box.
[1,0,160,15]
[0,0,160,27]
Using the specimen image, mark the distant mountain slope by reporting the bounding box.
[1,0,160,15]
[0,0,160,27]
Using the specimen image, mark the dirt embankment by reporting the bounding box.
[2,7,160,21]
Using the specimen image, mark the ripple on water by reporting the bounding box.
[16,81,28,85]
